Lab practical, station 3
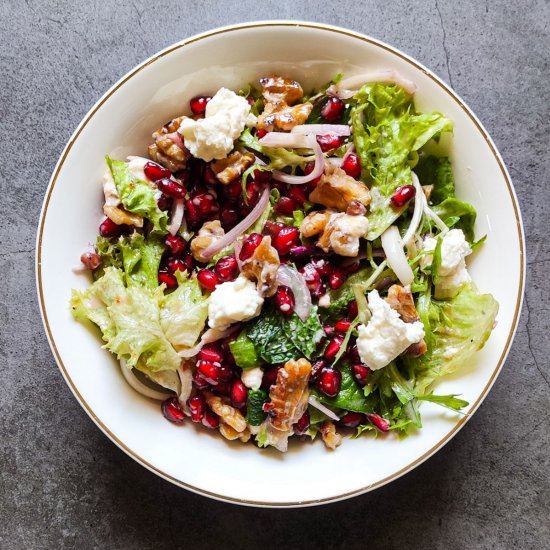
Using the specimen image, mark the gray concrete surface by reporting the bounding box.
[1,0,548,548]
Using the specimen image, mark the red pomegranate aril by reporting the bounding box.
[289,244,317,260]
[157,193,173,212]
[310,358,328,384]
[158,271,177,288]
[317,368,342,397]
[287,185,308,205]
[256,128,267,139]
[300,263,321,288]
[230,379,248,408]
[203,165,217,186]
[197,361,221,385]
[202,407,220,429]
[340,411,366,428]
[165,234,187,257]
[192,193,217,216]
[157,178,186,199]
[321,97,345,122]
[80,251,102,270]
[275,196,299,216]
[187,395,206,422]
[334,319,352,333]
[161,397,185,424]
[329,268,346,290]
[222,179,242,202]
[316,133,343,152]
[166,258,187,274]
[351,363,371,385]
[390,185,416,207]
[218,365,234,382]
[214,255,239,282]
[272,226,300,256]
[261,366,280,390]
[190,95,211,116]
[192,370,210,390]
[304,161,321,191]
[341,152,362,179]
[253,169,271,184]
[343,259,361,275]
[181,253,195,272]
[347,300,359,319]
[265,221,285,236]
[239,233,263,261]
[312,258,332,278]
[220,207,240,230]
[197,269,220,291]
[144,161,171,182]
[213,380,232,396]
[310,280,326,298]
[239,181,261,211]
[324,335,344,361]
[99,217,123,238]
[349,344,361,363]
[366,412,390,432]
[293,410,311,435]
[198,344,224,364]
[275,285,295,315]
[323,325,335,337]
[184,199,201,228]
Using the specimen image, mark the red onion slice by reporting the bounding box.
[381,225,414,286]
[291,124,351,137]
[177,364,193,413]
[167,198,184,236]
[177,327,236,358]
[200,185,270,259]
[272,135,324,185]
[277,264,312,321]
[308,395,340,422]
[259,133,311,148]
[328,70,417,98]
[119,359,172,401]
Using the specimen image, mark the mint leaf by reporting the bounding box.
[229,331,263,369]
[246,390,269,426]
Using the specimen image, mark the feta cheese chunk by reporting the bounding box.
[329,213,369,257]
[207,275,264,330]
[356,290,425,370]
[178,88,254,161]
[102,155,150,207]
[241,367,263,390]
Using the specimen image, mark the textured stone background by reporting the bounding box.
[1,1,548,548]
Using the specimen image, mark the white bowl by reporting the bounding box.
[36,21,525,507]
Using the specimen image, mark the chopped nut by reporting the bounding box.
[204,392,247,433]
[422,185,433,202]
[148,116,191,172]
[190,220,225,262]
[320,420,343,450]
[240,236,280,297]
[316,212,369,257]
[300,210,333,238]
[219,423,251,442]
[211,151,255,184]
[268,358,311,432]
[103,205,143,228]
[309,164,371,211]
[260,76,304,105]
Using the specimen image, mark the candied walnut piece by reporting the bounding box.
[148,115,191,172]
[204,392,247,433]
[219,423,251,443]
[211,151,255,184]
[320,420,343,450]
[316,212,368,257]
[260,76,304,105]
[190,220,225,262]
[309,164,371,211]
[300,210,333,239]
[268,358,311,432]
[240,236,280,297]
[103,205,143,228]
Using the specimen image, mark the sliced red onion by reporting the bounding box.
[177,364,193,413]
[272,135,324,185]
[167,198,184,236]
[381,225,414,286]
[342,143,355,162]
[119,359,172,401]
[328,70,417,98]
[165,131,185,150]
[233,240,243,270]
[291,124,351,137]
[177,327,235,358]
[259,132,311,148]
[277,264,312,321]
[200,185,270,259]
[308,395,340,422]
[402,173,425,245]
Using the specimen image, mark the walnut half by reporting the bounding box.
[211,151,255,184]
[148,116,190,173]
[240,236,280,297]
[190,221,225,262]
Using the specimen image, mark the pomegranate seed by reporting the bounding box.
[340,411,366,428]
[347,300,358,318]
[366,413,390,432]
[144,161,171,181]
[317,368,342,397]
[157,178,186,199]
[329,268,346,290]
[203,165,217,186]
[261,366,280,390]
[192,193,217,217]
[188,395,206,422]
[310,280,326,298]
[316,134,343,152]
[311,258,332,278]
[300,263,321,289]
[239,233,263,261]
[304,162,321,191]
[80,251,102,270]
[202,407,220,429]
[293,410,311,435]
[351,363,371,385]
[192,370,210,390]
[309,358,328,384]
[230,379,248,408]
[323,325,335,337]
[289,244,317,259]
[197,269,221,291]
[287,185,308,205]
[197,361,221,385]
[334,319,352,333]
[218,365,234,382]
[275,286,295,315]
[222,179,242,202]
[213,381,232,396]
[165,234,187,257]
[321,97,345,122]
[239,181,261,212]
[189,95,211,116]
[341,153,362,179]
[157,193,173,211]
[324,335,344,361]
[253,169,271,184]
[99,217,124,238]
[198,344,224,364]
[256,129,267,139]
[184,199,202,228]
[220,207,239,229]
[343,259,361,275]
[166,258,187,274]
[272,226,300,256]
[265,221,285,235]
[158,271,177,288]
[181,253,195,272]
[275,196,299,216]
[214,256,239,282]
[391,185,416,207]
[161,397,185,424]
[349,344,361,363]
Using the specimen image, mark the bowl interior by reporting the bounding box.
[37,22,524,506]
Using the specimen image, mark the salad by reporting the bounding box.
[71,72,498,452]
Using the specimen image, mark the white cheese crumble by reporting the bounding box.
[178,88,254,161]
[102,155,150,208]
[356,290,425,370]
[329,213,369,257]
[207,275,264,330]
[241,367,263,390]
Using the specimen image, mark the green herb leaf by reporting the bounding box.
[417,393,469,412]
[229,331,263,370]
[246,390,269,426]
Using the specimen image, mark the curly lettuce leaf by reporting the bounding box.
[93,236,123,280]
[120,232,165,289]
[106,156,168,233]
[229,331,263,369]
[415,155,455,205]
[432,198,477,243]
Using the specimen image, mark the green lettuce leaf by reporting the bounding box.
[321,268,371,322]
[432,198,477,243]
[94,236,123,280]
[120,232,165,289]
[415,155,455,204]
[229,331,263,369]
[105,156,168,233]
